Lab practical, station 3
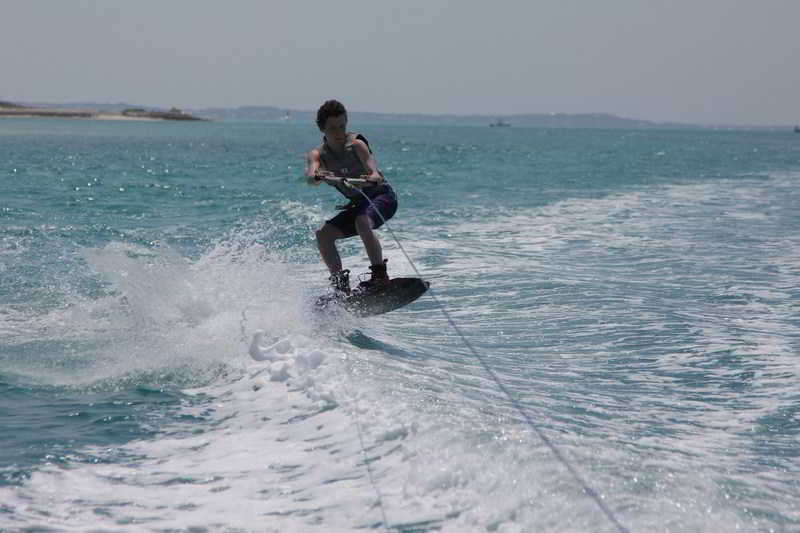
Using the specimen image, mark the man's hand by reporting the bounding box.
[314,170,334,183]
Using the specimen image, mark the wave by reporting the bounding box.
[2,171,798,530]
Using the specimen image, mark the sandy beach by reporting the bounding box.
[93,113,161,121]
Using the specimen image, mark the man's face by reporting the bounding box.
[323,114,347,144]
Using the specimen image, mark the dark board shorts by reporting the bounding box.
[326,191,398,238]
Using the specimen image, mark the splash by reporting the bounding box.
[3,231,321,388]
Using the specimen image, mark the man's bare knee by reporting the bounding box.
[317,224,341,243]
[354,216,374,234]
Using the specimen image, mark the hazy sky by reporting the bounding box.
[2,0,798,125]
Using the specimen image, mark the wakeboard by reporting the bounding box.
[314,277,430,317]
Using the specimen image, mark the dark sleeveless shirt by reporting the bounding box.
[319,133,393,200]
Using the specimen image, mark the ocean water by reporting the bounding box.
[1,117,799,532]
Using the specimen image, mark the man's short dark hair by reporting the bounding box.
[316,100,347,130]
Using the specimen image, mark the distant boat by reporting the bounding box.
[490,118,511,127]
[794,125,800,133]
[281,110,292,122]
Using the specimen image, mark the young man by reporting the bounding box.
[305,100,398,295]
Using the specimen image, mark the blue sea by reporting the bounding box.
[1,117,799,532]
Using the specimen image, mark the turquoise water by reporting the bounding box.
[1,118,799,531]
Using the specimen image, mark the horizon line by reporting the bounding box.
[4,99,797,129]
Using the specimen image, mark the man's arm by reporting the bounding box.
[352,140,383,183]
[305,148,331,185]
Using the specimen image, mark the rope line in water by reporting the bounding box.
[351,185,630,533]
[341,378,391,530]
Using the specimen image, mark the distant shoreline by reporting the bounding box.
[0,102,208,122]
[1,101,795,130]
[192,106,798,130]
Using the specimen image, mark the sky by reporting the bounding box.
[2,0,798,125]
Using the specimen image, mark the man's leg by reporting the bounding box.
[316,223,345,274]
[355,214,382,266]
